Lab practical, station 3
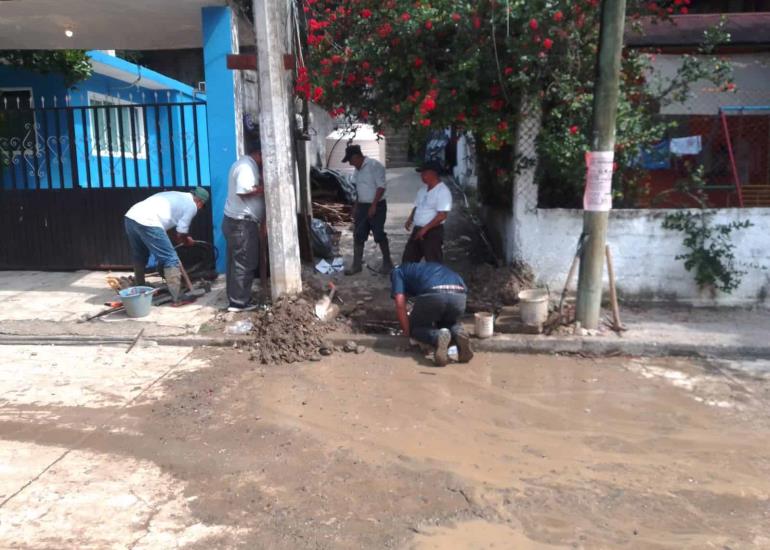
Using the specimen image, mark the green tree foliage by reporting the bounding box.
[0,50,93,87]
[298,0,732,207]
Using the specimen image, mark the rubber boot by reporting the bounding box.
[377,239,394,274]
[454,330,474,363]
[345,242,364,276]
[164,266,183,302]
[132,262,146,287]
[434,328,452,367]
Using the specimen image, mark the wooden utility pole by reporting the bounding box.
[575,0,627,329]
[252,0,303,299]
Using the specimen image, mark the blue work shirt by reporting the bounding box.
[390,262,467,298]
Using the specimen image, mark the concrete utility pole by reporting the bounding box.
[575,0,627,329]
[252,0,303,299]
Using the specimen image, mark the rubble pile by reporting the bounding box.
[248,293,338,365]
[464,261,535,312]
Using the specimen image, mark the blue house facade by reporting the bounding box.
[0,51,214,269]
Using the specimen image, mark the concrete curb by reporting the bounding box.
[2,332,768,360]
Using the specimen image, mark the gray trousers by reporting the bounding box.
[223,215,260,307]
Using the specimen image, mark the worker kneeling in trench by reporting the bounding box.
[390,262,474,367]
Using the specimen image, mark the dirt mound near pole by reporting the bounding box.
[248,293,339,365]
[463,261,535,312]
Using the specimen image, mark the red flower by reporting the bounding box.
[427,88,439,98]
[401,12,410,21]
[472,16,481,29]
[377,23,392,38]
[726,82,736,91]
[312,86,324,102]
[680,6,689,13]
[413,57,423,68]
[332,79,341,88]
[331,54,343,64]
[451,13,461,22]
[421,119,431,127]
[529,18,538,30]
[420,97,436,114]
[504,66,513,76]
[553,10,564,22]
[543,38,554,50]
[489,98,504,111]
[363,76,375,86]
[569,125,579,135]
[456,112,466,122]
[425,20,433,30]
[360,110,369,119]
[361,8,372,18]
[361,60,370,70]
[498,121,508,131]
[320,57,332,66]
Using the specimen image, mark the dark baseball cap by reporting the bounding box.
[342,144,363,163]
[416,160,443,174]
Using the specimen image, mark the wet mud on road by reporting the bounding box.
[2,348,769,549]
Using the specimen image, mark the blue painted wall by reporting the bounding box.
[1,55,209,192]
[202,6,240,273]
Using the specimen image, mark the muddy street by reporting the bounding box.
[1,344,769,549]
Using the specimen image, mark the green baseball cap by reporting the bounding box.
[192,187,210,203]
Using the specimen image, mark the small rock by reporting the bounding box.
[355,345,366,354]
[309,354,322,362]
[319,347,333,356]
[344,340,357,353]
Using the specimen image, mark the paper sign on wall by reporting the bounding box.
[583,151,614,212]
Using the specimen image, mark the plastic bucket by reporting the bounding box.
[118,286,157,318]
[518,289,549,327]
[474,312,494,339]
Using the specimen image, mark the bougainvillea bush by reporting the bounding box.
[297,0,730,207]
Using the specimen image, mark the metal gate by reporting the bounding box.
[0,98,212,270]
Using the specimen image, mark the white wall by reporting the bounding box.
[490,206,770,307]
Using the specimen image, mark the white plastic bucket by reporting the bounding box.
[474,312,494,339]
[518,289,549,326]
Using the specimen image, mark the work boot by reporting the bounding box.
[434,328,452,367]
[132,262,146,287]
[454,330,474,363]
[345,242,364,276]
[377,239,394,274]
[164,266,183,303]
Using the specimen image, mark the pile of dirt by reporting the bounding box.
[463,261,535,312]
[248,293,340,365]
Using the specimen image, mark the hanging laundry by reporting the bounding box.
[670,135,702,156]
[636,139,671,170]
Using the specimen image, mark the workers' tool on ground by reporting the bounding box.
[178,262,194,292]
[103,301,122,308]
[125,328,145,354]
[78,303,126,323]
[314,282,338,322]
[605,244,626,332]
[558,234,587,321]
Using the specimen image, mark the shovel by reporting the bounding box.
[314,282,339,322]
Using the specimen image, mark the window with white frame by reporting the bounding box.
[88,92,146,158]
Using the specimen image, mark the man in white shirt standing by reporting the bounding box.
[222,142,266,312]
[124,187,209,302]
[342,144,393,275]
[403,160,452,264]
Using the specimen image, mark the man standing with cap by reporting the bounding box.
[342,144,393,275]
[124,187,209,303]
[402,160,452,264]
[222,142,266,312]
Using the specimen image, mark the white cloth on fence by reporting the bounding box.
[669,136,702,156]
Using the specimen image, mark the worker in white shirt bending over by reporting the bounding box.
[124,187,209,302]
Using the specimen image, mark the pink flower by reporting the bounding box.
[553,10,564,22]
[569,125,579,135]
[312,86,324,101]
[361,8,372,18]
[421,119,431,127]
[413,57,423,68]
[425,20,433,30]
[529,18,538,30]
[543,38,554,50]
[401,12,411,21]
[451,13,461,22]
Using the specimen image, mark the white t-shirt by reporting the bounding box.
[352,157,387,203]
[224,156,266,222]
[125,191,198,233]
[413,182,452,227]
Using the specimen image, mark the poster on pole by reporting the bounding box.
[583,151,614,212]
